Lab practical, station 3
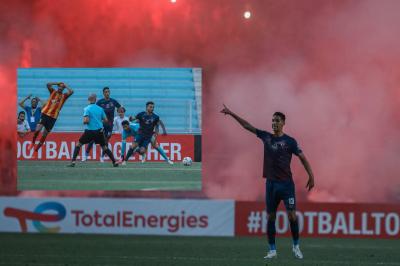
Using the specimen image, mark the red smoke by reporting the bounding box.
[1,0,400,202]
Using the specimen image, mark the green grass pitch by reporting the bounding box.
[17,161,201,191]
[0,233,399,266]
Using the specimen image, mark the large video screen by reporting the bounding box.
[17,68,202,191]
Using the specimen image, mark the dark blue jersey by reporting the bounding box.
[136,111,160,137]
[96,98,121,126]
[256,129,302,181]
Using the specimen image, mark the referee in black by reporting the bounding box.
[69,94,118,167]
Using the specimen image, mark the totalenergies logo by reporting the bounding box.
[4,202,66,233]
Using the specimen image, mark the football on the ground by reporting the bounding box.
[182,157,192,166]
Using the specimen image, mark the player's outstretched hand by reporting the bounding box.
[220,104,232,115]
[306,177,314,191]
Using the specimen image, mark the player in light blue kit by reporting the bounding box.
[118,120,139,165]
[69,93,118,167]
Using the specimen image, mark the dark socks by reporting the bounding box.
[86,140,94,154]
[72,145,81,162]
[104,148,116,164]
[267,219,276,250]
[35,135,47,152]
[290,219,299,246]
[32,131,40,144]
[102,139,110,157]
[125,148,134,161]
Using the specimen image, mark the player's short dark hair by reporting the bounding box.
[146,101,154,107]
[18,111,25,117]
[103,87,110,92]
[119,106,126,113]
[121,120,130,126]
[273,112,286,122]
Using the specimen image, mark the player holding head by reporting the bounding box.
[83,87,121,162]
[123,101,173,165]
[29,82,73,156]
[221,104,315,260]
[69,94,118,167]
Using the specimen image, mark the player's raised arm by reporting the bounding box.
[62,83,74,97]
[36,97,46,106]
[46,82,60,93]
[298,152,315,191]
[220,104,257,134]
[19,94,32,108]
[36,96,42,103]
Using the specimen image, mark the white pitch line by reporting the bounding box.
[19,180,201,184]
[1,255,399,266]
[307,244,399,250]
[19,166,200,171]
[139,186,199,191]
